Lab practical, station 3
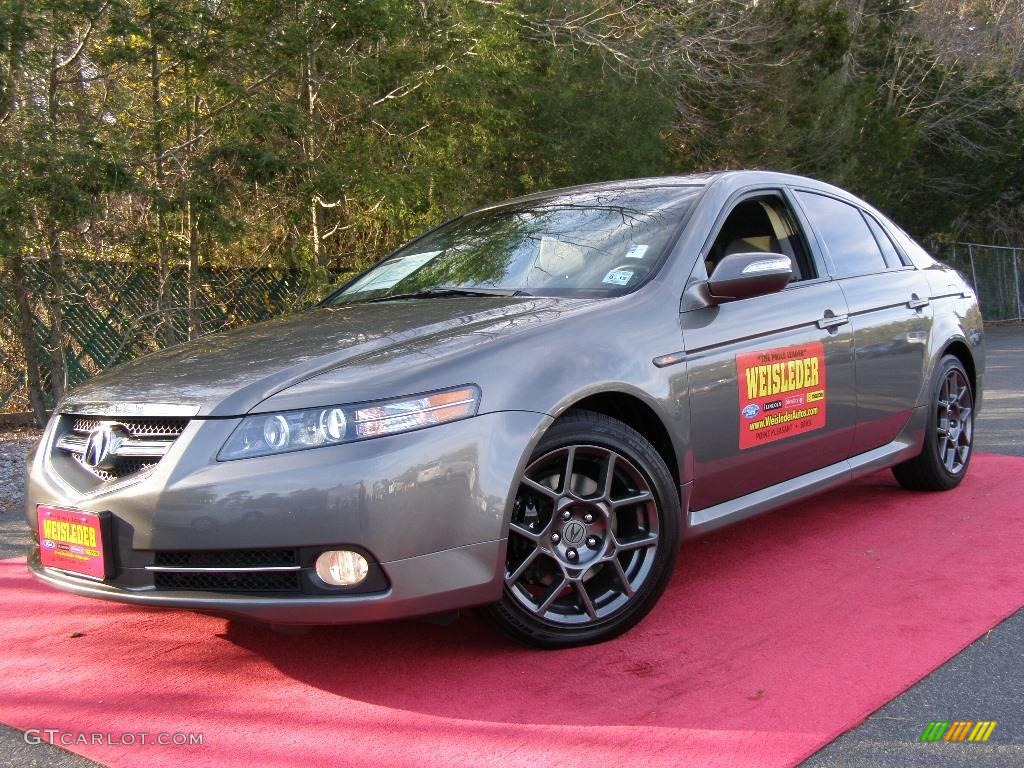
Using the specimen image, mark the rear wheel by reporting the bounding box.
[893,355,974,491]
[481,410,679,648]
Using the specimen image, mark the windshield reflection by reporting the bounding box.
[328,186,700,303]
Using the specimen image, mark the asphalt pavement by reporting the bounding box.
[803,324,1024,767]
[2,324,1022,767]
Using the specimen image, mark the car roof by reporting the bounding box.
[469,170,864,213]
[452,171,936,268]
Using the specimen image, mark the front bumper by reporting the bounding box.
[25,410,551,624]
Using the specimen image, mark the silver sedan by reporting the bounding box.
[26,171,983,647]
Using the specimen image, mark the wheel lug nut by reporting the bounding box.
[561,510,572,521]
[566,548,578,560]
[551,532,561,544]
[586,536,599,548]
[583,513,594,524]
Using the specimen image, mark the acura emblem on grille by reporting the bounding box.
[83,425,121,469]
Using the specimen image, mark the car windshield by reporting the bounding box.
[326,185,700,304]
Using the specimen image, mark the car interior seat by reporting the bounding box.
[705,201,782,276]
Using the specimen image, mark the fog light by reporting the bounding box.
[315,550,369,586]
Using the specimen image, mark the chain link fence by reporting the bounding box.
[2,242,1020,415]
[0,259,347,413]
[933,242,1024,322]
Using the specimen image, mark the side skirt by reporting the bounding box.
[682,406,927,540]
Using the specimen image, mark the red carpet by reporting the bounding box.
[2,454,1024,768]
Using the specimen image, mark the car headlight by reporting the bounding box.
[217,385,481,460]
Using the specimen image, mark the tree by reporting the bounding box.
[1,0,128,409]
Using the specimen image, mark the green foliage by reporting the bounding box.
[2,0,1023,411]
[1,0,1023,268]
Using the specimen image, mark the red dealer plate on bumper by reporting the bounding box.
[37,505,111,580]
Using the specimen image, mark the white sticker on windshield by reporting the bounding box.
[625,244,649,259]
[344,251,442,293]
[602,268,634,286]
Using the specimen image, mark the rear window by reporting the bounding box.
[883,220,936,269]
[864,213,906,268]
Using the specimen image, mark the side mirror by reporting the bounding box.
[707,252,793,302]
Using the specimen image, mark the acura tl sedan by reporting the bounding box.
[26,171,983,647]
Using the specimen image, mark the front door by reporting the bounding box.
[682,191,858,510]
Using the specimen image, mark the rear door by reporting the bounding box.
[682,189,858,511]
[793,190,931,455]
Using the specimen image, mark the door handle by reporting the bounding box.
[817,311,849,331]
[907,295,930,310]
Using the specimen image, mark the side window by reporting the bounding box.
[706,195,816,282]
[864,213,910,267]
[888,225,936,268]
[796,191,887,278]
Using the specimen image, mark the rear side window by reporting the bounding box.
[796,191,887,278]
[863,213,906,268]
[885,222,936,268]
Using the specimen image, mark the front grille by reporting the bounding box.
[70,455,115,481]
[70,454,156,481]
[154,571,301,593]
[54,414,189,484]
[72,416,188,438]
[155,549,298,568]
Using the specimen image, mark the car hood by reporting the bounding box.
[60,297,583,417]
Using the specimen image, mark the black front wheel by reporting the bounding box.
[481,410,680,648]
[893,354,975,491]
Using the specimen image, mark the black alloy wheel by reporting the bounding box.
[482,410,679,648]
[893,355,975,491]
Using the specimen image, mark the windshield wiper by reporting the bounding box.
[361,288,532,303]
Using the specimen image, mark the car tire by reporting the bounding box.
[892,354,975,491]
[481,409,680,648]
